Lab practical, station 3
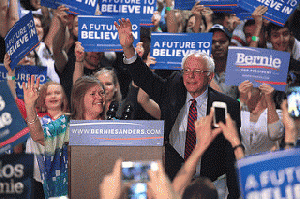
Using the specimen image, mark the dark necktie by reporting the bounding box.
[184,99,197,160]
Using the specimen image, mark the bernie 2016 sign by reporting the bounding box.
[237,148,300,199]
[225,46,290,91]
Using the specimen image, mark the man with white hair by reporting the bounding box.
[115,18,241,199]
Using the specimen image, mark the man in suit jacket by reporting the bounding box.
[115,18,241,199]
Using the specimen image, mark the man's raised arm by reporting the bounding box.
[114,18,136,59]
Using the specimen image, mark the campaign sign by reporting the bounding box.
[237,148,300,199]
[225,46,290,91]
[78,15,140,52]
[238,0,299,26]
[99,0,156,27]
[41,0,98,15]
[0,154,34,198]
[69,120,164,146]
[4,12,39,70]
[14,65,47,99]
[150,32,212,70]
[0,82,29,155]
[174,0,238,12]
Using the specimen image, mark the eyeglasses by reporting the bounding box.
[181,69,211,76]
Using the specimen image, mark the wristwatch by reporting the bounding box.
[252,36,260,42]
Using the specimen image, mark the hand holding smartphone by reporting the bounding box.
[212,101,227,127]
[121,161,158,199]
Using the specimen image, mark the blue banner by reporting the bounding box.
[4,12,39,70]
[0,154,34,198]
[15,65,47,99]
[41,0,98,15]
[237,148,300,199]
[174,0,238,13]
[0,82,29,155]
[149,32,212,70]
[78,15,140,52]
[99,0,156,27]
[69,120,164,146]
[238,0,299,26]
[225,46,290,91]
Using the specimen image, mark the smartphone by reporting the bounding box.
[121,161,158,184]
[212,101,227,127]
[287,86,300,118]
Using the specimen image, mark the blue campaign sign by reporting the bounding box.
[0,82,29,155]
[225,46,290,91]
[78,15,140,52]
[41,0,98,15]
[174,0,238,12]
[150,32,212,70]
[99,0,156,27]
[238,0,299,26]
[69,120,164,146]
[0,154,34,198]
[4,12,39,70]
[15,65,47,99]
[237,148,300,199]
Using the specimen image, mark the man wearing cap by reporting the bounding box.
[115,18,241,199]
[209,24,239,99]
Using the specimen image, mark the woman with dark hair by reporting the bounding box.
[71,76,106,120]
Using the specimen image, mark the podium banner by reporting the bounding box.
[237,148,300,199]
[150,32,212,70]
[225,46,290,91]
[69,120,164,146]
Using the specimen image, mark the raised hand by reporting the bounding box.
[238,80,253,104]
[23,75,40,108]
[53,5,70,27]
[114,18,134,49]
[191,1,204,17]
[3,53,14,75]
[252,5,268,27]
[259,84,274,104]
[218,113,240,147]
[100,159,122,199]
[194,108,222,152]
[75,41,85,62]
[148,161,180,199]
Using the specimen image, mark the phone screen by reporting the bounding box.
[121,161,158,183]
[127,183,147,199]
[215,107,226,124]
[287,86,300,118]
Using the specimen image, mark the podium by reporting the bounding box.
[69,120,164,199]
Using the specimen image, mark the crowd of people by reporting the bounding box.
[1,0,300,198]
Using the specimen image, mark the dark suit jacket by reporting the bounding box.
[126,56,241,199]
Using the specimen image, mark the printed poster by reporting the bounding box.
[225,46,290,91]
[150,32,212,70]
